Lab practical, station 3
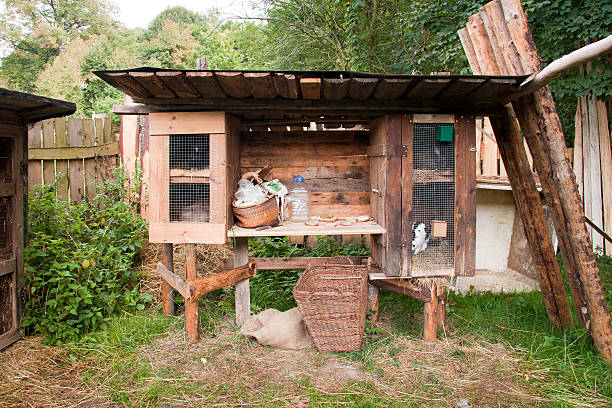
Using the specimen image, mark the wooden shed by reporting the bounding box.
[0,88,76,350]
[101,69,526,339]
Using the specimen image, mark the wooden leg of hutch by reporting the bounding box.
[234,238,250,327]
[161,243,175,316]
[185,244,199,342]
[423,283,439,342]
[367,284,380,323]
[437,286,447,330]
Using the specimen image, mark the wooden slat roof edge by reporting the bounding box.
[95,68,529,81]
[0,87,76,123]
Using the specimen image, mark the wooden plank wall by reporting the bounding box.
[475,116,535,180]
[574,97,612,255]
[27,115,118,202]
[240,130,370,218]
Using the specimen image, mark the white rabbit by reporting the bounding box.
[412,222,430,254]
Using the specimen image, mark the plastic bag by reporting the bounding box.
[234,179,266,207]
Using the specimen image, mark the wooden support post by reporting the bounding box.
[367,284,380,323]
[234,238,250,327]
[184,244,199,342]
[161,243,175,316]
[423,283,439,342]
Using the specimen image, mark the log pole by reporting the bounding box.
[499,0,612,361]
[490,110,570,327]
[185,244,199,342]
[423,283,439,342]
[161,243,175,316]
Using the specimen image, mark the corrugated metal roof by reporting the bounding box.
[0,88,76,123]
[95,69,528,123]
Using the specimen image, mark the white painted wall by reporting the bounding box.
[475,188,516,272]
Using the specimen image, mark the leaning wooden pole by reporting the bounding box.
[501,0,612,362]
[478,0,589,328]
[490,109,571,328]
[461,5,573,328]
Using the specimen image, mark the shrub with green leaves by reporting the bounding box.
[22,168,150,344]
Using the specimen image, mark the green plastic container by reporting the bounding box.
[437,125,454,142]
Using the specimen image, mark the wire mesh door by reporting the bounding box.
[411,123,455,275]
[168,134,211,223]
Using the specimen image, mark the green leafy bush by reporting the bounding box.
[246,236,370,312]
[22,168,149,344]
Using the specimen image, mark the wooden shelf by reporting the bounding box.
[228,220,385,237]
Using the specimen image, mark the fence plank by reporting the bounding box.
[27,123,42,189]
[41,120,55,185]
[69,118,84,202]
[82,119,96,201]
[54,118,69,200]
[480,118,498,176]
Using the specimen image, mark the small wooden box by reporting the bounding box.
[431,220,447,238]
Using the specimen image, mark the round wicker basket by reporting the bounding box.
[232,196,279,228]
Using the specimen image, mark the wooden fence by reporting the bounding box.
[27,115,119,202]
[574,96,612,255]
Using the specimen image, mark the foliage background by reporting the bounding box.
[1,0,610,137]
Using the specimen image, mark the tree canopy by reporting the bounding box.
[0,0,609,140]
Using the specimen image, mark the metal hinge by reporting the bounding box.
[402,145,408,157]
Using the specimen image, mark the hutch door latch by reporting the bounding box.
[401,145,409,157]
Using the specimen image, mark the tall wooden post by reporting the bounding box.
[185,244,199,342]
[234,238,250,327]
[161,243,175,316]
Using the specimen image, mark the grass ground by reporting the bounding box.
[1,250,611,407]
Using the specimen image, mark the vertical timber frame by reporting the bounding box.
[369,114,476,277]
[0,121,26,350]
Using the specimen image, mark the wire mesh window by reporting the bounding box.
[169,134,210,170]
[170,183,210,222]
[0,138,12,183]
[0,274,13,335]
[411,123,455,272]
[0,197,11,261]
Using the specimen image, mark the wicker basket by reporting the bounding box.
[232,196,279,228]
[293,257,369,352]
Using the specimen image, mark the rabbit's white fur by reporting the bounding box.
[412,222,430,254]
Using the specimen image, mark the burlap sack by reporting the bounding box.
[240,307,314,350]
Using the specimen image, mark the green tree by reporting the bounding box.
[0,0,118,91]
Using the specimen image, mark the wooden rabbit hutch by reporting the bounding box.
[0,88,75,350]
[101,69,526,341]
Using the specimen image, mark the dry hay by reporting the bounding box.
[138,241,232,306]
[0,336,118,408]
[1,320,610,407]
